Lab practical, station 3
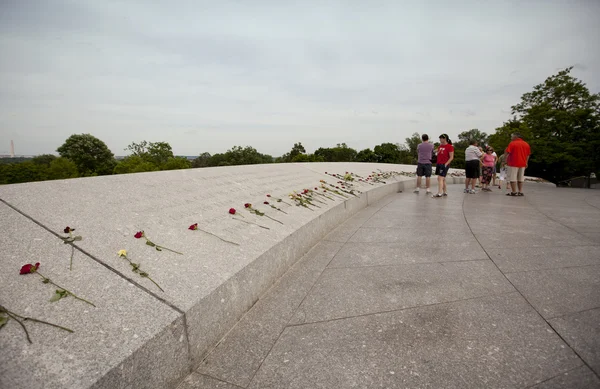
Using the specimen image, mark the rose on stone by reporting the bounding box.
[133,230,182,255]
[188,223,198,231]
[188,222,239,245]
[63,226,73,234]
[19,261,95,306]
[20,262,40,275]
[117,250,164,292]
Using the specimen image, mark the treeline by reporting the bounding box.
[1,67,598,185]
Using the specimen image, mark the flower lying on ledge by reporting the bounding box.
[60,226,83,271]
[266,194,291,206]
[134,231,183,255]
[229,208,270,229]
[0,304,74,344]
[229,208,244,217]
[19,262,95,307]
[188,223,239,245]
[117,250,164,292]
[289,193,315,210]
[313,187,336,201]
[244,203,284,225]
[263,201,288,214]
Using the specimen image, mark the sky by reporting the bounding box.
[1,0,599,157]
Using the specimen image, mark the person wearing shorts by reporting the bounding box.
[414,134,434,194]
[464,140,482,194]
[433,134,454,198]
[480,146,496,191]
[506,133,531,196]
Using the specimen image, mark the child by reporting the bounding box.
[497,152,510,191]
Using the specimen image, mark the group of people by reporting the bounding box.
[414,133,531,197]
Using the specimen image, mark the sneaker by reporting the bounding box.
[432,193,443,198]
[443,193,448,196]
[426,189,431,194]
[413,189,420,193]
[469,189,477,194]
[464,188,469,193]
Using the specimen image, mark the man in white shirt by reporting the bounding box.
[464,140,482,194]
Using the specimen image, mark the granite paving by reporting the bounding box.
[186,183,600,388]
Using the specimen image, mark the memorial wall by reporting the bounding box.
[0,162,464,389]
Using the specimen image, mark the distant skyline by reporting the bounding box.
[1,0,599,157]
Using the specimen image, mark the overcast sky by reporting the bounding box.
[1,0,599,157]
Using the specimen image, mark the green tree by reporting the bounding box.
[509,66,600,183]
[125,141,174,167]
[314,143,357,162]
[113,156,159,174]
[162,156,192,170]
[355,148,378,162]
[46,157,79,180]
[31,154,57,166]
[57,134,116,176]
[291,153,325,162]
[405,133,421,164]
[206,146,273,166]
[192,152,212,168]
[373,143,411,164]
[281,142,307,162]
[0,162,47,184]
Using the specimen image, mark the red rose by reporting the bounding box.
[336,186,339,189]
[64,226,72,233]
[189,223,198,230]
[266,194,271,197]
[264,201,269,205]
[229,208,237,215]
[314,187,318,190]
[244,203,251,208]
[20,262,40,275]
[134,231,144,239]
[325,172,328,174]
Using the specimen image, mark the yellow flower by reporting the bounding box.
[118,249,127,258]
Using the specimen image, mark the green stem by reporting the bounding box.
[36,272,96,307]
[145,276,165,292]
[69,245,74,271]
[232,217,270,230]
[13,314,74,333]
[265,215,284,225]
[5,311,31,343]
[199,228,239,245]
[156,245,184,255]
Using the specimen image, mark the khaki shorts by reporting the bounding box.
[508,166,525,182]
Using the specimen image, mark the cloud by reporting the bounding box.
[1,0,599,156]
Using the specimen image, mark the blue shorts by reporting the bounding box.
[416,163,432,177]
[435,164,449,177]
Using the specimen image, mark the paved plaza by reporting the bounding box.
[181,183,600,389]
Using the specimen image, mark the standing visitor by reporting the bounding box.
[432,134,454,198]
[414,134,434,194]
[464,140,482,194]
[497,151,510,191]
[506,133,531,196]
[480,146,496,192]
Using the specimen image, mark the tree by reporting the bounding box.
[57,134,116,176]
[405,133,421,164]
[46,157,79,180]
[509,66,600,183]
[281,142,307,162]
[373,143,412,164]
[125,141,174,167]
[314,143,357,162]
[355,148,378,162]
[290,153,325,162]
[192,152,212,168]
[31,154,57,166]
[113,156,159,174]
[162,157,192,170]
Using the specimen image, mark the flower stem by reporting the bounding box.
[145,276,164,292]
[265,215,284,225]
[199,228,240,245]
[156,246,184,255]
[13,313,74,333]
[69,245,74,271]
[232,217,270,230]
[5,311,31,343]
[36,272,96,307]
[274,207,288,214]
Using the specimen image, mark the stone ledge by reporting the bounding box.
[0,162,465,389]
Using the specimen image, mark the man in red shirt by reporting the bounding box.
[505,133,531,196]
[433,134,454,198]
